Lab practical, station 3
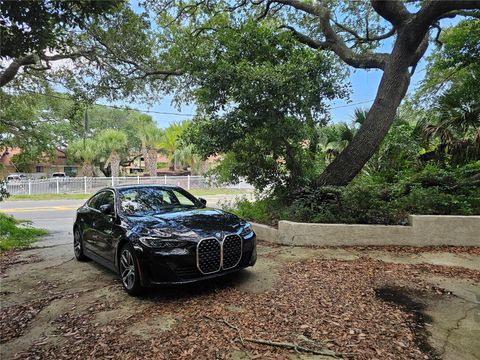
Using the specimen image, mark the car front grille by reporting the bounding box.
[197,238,221,274]
[223,234,242,269]
[196,234,243,274]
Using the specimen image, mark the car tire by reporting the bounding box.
[73,227,88,261]
[119,243,143,296]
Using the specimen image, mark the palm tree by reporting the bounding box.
[158,121,190,171]
[136,115,156,174]
[144,126,164,177]
[97,129,127,178]
[173,144,202,173]
[68,139,99,177]
[318,108,368,163]
[417,99,480,164]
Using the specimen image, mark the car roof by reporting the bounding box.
[105,184,183,192]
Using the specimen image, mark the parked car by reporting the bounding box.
[51,172,67,178]
[5,173,27,182]
[73,185,257,295]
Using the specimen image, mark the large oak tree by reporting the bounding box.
[151,0,480,186]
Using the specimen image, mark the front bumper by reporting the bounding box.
[134,234,257,287]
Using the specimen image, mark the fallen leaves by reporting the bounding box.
[0,250,41,275]
[1,245,479,359]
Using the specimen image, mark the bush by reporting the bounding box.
[0,214,48,251]
[221,195,287,226]
[227,162,480,225]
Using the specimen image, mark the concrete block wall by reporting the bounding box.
[251,215,480,247]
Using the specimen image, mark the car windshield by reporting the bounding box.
[119,187,200,216]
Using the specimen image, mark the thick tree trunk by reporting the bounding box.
[147,149,157,176]
[142,146,149,175]
[81,161,94,177]
[316,30,426,186]
[110,151,121,178]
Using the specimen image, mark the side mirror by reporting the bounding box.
[198,197,207,207]
[99,204,114,216]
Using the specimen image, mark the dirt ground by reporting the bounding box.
[0,233,479,360]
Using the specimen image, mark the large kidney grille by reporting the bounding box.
[197,234,242,274]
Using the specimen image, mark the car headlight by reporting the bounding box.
[240,224,253,238]
[138,237,188,248]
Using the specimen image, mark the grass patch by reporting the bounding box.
[0,214,48,252]
[8,188,251,201]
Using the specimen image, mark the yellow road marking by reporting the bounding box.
[0,206,78,213]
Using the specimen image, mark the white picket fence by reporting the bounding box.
[5,176,253,195]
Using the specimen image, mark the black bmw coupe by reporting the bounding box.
[73,185,256,295]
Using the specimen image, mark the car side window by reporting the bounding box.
[102,191,115,208]
[172,190,196,206]
[88,192,105,210]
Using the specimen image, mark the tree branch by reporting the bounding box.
[410,34,429,75]
[371,0,412,27]
[279,25,328,49]
[92,33,183,79]
[415,1,480,30]
[333,20,396,43]
[245,338,355,358]
[272,0,320,15]
[0,51,96,88]
[0,54,38,87]
[282,16,388,69]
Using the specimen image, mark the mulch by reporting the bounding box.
[3,254,478,360]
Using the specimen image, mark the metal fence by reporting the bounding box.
[5,176,253,196]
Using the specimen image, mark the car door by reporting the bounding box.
[82,192,106,253]
[90,190,118,263]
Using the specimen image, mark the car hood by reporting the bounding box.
[125,207,243,240]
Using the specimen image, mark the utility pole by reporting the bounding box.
[83,104,89,150]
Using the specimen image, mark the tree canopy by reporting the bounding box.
[182,20,347,190]
[2,0,479,189]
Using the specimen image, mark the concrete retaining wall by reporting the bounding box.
[251,215,480,247]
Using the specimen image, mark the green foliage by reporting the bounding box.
[230,162,480,225]
[365,120,422,179]
[0,214,48,252]
[222,195,286,227]
[0,90,75,154]
[182,20,347,190]
[0,0,118,59]
[97,128,128,153]
[414,19,480,166]
[68,139,100,163]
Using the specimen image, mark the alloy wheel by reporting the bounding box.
[74,229,82,257]
[120,249,136,290]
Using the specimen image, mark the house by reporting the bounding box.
[0,148,81,178]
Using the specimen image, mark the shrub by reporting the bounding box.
[227,162,480,225]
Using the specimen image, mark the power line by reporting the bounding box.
[20,89,373,114]
[330,99,374,109]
